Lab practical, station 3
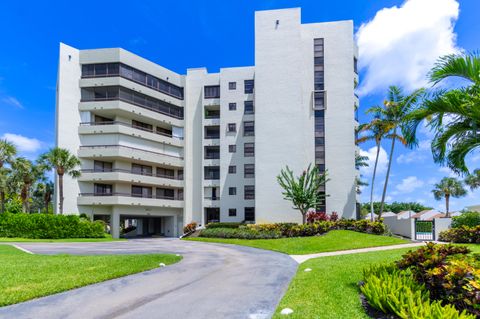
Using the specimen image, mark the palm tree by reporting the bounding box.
[0,168,9,213]
[39,147,81,215]
[406,53,480,174]
[370,86,425,218]
[34,181,54,213]
[277,164,329,224]
[11,158,42,213]
[0,139,17,168]
[465,169,480,190]
[355,152,369,195]
[432,177,467,218]
[357,113,391,221]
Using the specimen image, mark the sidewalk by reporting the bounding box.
[290,242,426,263]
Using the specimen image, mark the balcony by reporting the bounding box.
[78,169,184,188]
[78,145,184,168]
[77,192,184,208]
[79,121,183,147]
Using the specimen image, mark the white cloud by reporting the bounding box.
[360,146,388,177]
[2,96,23,109]
[1,133,42,153]
[438,166,459,177]
[397,151,427,164]
[355,0,460,96]
[395,176,424,193]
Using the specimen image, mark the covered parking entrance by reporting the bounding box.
[120,215,177,238]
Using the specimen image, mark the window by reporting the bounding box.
[177,169,184,180]
[243,121,254,136]
[244,101,254,114]
[229,145,236,153]
[229,208,237,217]
[205,126,220,139]
[156,188,175,199]
[94,183,112,195]
[204,166,220,180]
[228,82,236,90]
[228,165,236,174]
[315,137,325,146]
[227,123,236,133]
[132,163,153,176]
[244,185,255,200]
[244,164,255,178]
[157,167,175,178]
[132,119,153,132]
[244,207,255,222]
[229,187,237,195]
[132,185,152,198]
[156,126,172,136]
[205,146,220,159]
[93,160,112,172]
[244,80,254,94]
[244,143,255,157]
[204,85,220,99]
[229,102,237,111]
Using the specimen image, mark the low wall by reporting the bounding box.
[434,217,452,240]
[383,216,415,239]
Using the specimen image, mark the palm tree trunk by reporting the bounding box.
[445,194,450,218]
[379,128,397,219]
[59,174,64,215]
[370,142,381,222]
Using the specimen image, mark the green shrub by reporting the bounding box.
[439,225,480,243]
[199,227,282,239]
[205,222,243,229]
[0,213,106,239]
[452,212,480,228]
[361,264,475,319]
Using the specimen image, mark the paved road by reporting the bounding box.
[0,239,297,319]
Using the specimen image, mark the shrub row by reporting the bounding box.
[361,264,474,319]
[199,219,386,239]
[452,211,480,228]
[205,222,243,229]
[361,243,479,318]
[439,225,480,243]
[0,213,106,239]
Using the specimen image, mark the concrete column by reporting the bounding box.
[173,215,178,237]
[111,211,120,239]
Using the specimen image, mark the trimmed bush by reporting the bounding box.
[439,225,480,243]
[199,227,282,239]
[452,211,480,228]
[0,213,106,239]
[361,264,474,319]
[205,222,243,229]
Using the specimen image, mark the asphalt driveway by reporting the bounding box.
[0,238,298,319]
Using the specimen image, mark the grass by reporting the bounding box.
[273,248,413,318]
[0,235,124,242]
[0,244,181,306]
[185,230,409,255]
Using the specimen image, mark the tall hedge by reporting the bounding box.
[0,213,106,239]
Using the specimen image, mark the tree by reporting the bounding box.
[369,86,424,218]
[11,158,42,213]
[0,139,17,168]
[357,113,391,221]
[277,164,328,224]
[0,168,9,213]
[39,147,81,215]
[406,53,480,174]
[465,169,480,190]
[32,181,54,213]
[432,177,467,217]
[355,152,369,195]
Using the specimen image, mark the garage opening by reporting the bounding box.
[120,216,176,238]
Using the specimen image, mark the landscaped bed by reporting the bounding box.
[0,236,123,242]
[185,230,408,255]
[0,244,181,307]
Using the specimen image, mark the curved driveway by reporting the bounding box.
[0,239,298,319]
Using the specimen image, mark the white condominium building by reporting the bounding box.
[56,8,359,238]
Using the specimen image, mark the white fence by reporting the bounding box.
[383,216,452,241]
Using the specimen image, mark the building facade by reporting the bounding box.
[56,8,359,238]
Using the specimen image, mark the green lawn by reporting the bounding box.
[185,230,409,255]
[0,244,181,306]
[273,248,413,318]
[0,236,124,242]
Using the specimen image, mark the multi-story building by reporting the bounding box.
[56,8,359,238]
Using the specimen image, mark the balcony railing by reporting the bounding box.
[78,192,182,200]
[80,121,183,140]
[204,135,220,140]
[79,145,184,160]
[204,196,220,200]
[204,153,220,159]
[80,168,183,180]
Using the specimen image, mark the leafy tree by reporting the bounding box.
[406,53,480,174]
[465,169,480,190]
[370,86,424,218]
[39,147,81,215]
[11,158,43,213]
[357,112,391,221]
[277,164,328,224]
[432,177,467,217]
[0,139,17,168]
[361,201,432,215]
[32,181,54,214]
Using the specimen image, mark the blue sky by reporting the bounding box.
[0,0,478,211]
